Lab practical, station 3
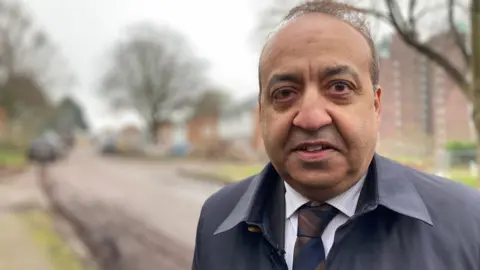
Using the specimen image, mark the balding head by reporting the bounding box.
[259,0,379,92]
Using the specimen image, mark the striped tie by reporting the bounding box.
[293,202,339,270]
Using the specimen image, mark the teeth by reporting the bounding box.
[305,145,323,152]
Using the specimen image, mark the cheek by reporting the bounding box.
[334,108,377,148]
[261,112,291,149]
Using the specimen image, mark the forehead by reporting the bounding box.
[260,13,372,80]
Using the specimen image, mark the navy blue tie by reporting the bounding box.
[292,202,339,270]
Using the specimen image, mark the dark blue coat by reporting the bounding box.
[192,154,480,270]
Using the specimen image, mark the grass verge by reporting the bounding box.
[19,210,93,270]
[448,168,478,188]
[0,149,26,169]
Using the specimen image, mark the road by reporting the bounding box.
[46,148,223,268]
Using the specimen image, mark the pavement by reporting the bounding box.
[0,168,55,270]
[0,214,53,270]
[0,167,48,210]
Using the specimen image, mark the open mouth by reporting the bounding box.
[292,141,337,161]
[293,141,336,152]
[295,145,332,153]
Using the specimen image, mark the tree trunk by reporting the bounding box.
[472,0,480,187]
[149,120,159,145]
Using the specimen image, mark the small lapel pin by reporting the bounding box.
[247,226,262,233]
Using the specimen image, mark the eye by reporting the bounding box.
[329,81,353,95]
[272,88,298,102]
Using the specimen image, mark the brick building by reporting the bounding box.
[187,114,219,150]
[427,31,474,151]
[377,31,473,159]
[217,96,264,153]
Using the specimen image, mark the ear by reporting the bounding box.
[374,86,382,121]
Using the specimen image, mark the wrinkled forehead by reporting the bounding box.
[259,13,372,81]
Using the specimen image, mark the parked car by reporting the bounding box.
[27,131,69,163]
[100,136,118,154]
[27,137,57,163]
[43,131,69,158]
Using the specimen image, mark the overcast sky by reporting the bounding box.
[25,0,263,132]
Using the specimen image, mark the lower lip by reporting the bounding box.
[293,149,335,162]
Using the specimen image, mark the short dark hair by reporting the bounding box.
[259,0,380,91]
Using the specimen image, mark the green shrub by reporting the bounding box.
[445,141,477,166]
[445,141,476,151]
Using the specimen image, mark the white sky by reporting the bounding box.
[25,0,263,132]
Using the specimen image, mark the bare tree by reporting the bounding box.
[193,89,231,117]
[0,0,74,101]
[100,22,209,143]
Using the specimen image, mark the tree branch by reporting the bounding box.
[387,0,468,96]
[350,6,391,23]
[386,0,412,36]
[0,0,74,98]
[408,0,418,31]
[448,0,471,67]
[354,0,470,99]
[415,2,446,22]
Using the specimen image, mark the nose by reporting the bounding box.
[292,86,332,131]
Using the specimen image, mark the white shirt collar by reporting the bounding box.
[284,174,366,220]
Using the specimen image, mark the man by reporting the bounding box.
[192,1,480,269]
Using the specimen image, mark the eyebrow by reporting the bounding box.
[321,65,361,84]
[265,73,302,91]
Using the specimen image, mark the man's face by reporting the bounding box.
[259,13,382,199]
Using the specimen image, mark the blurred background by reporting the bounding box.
[0,0,478,269]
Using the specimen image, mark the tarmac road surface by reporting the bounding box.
[46,148,224,269]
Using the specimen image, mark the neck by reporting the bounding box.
[292,174,363,202]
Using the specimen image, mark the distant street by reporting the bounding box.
[46,148,223,260]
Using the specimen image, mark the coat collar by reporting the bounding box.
[214,153,433,236]
[214,162,282,235]
[369,154,433,225]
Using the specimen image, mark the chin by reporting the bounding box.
[290,170,344,189]
[283,155,350,189]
